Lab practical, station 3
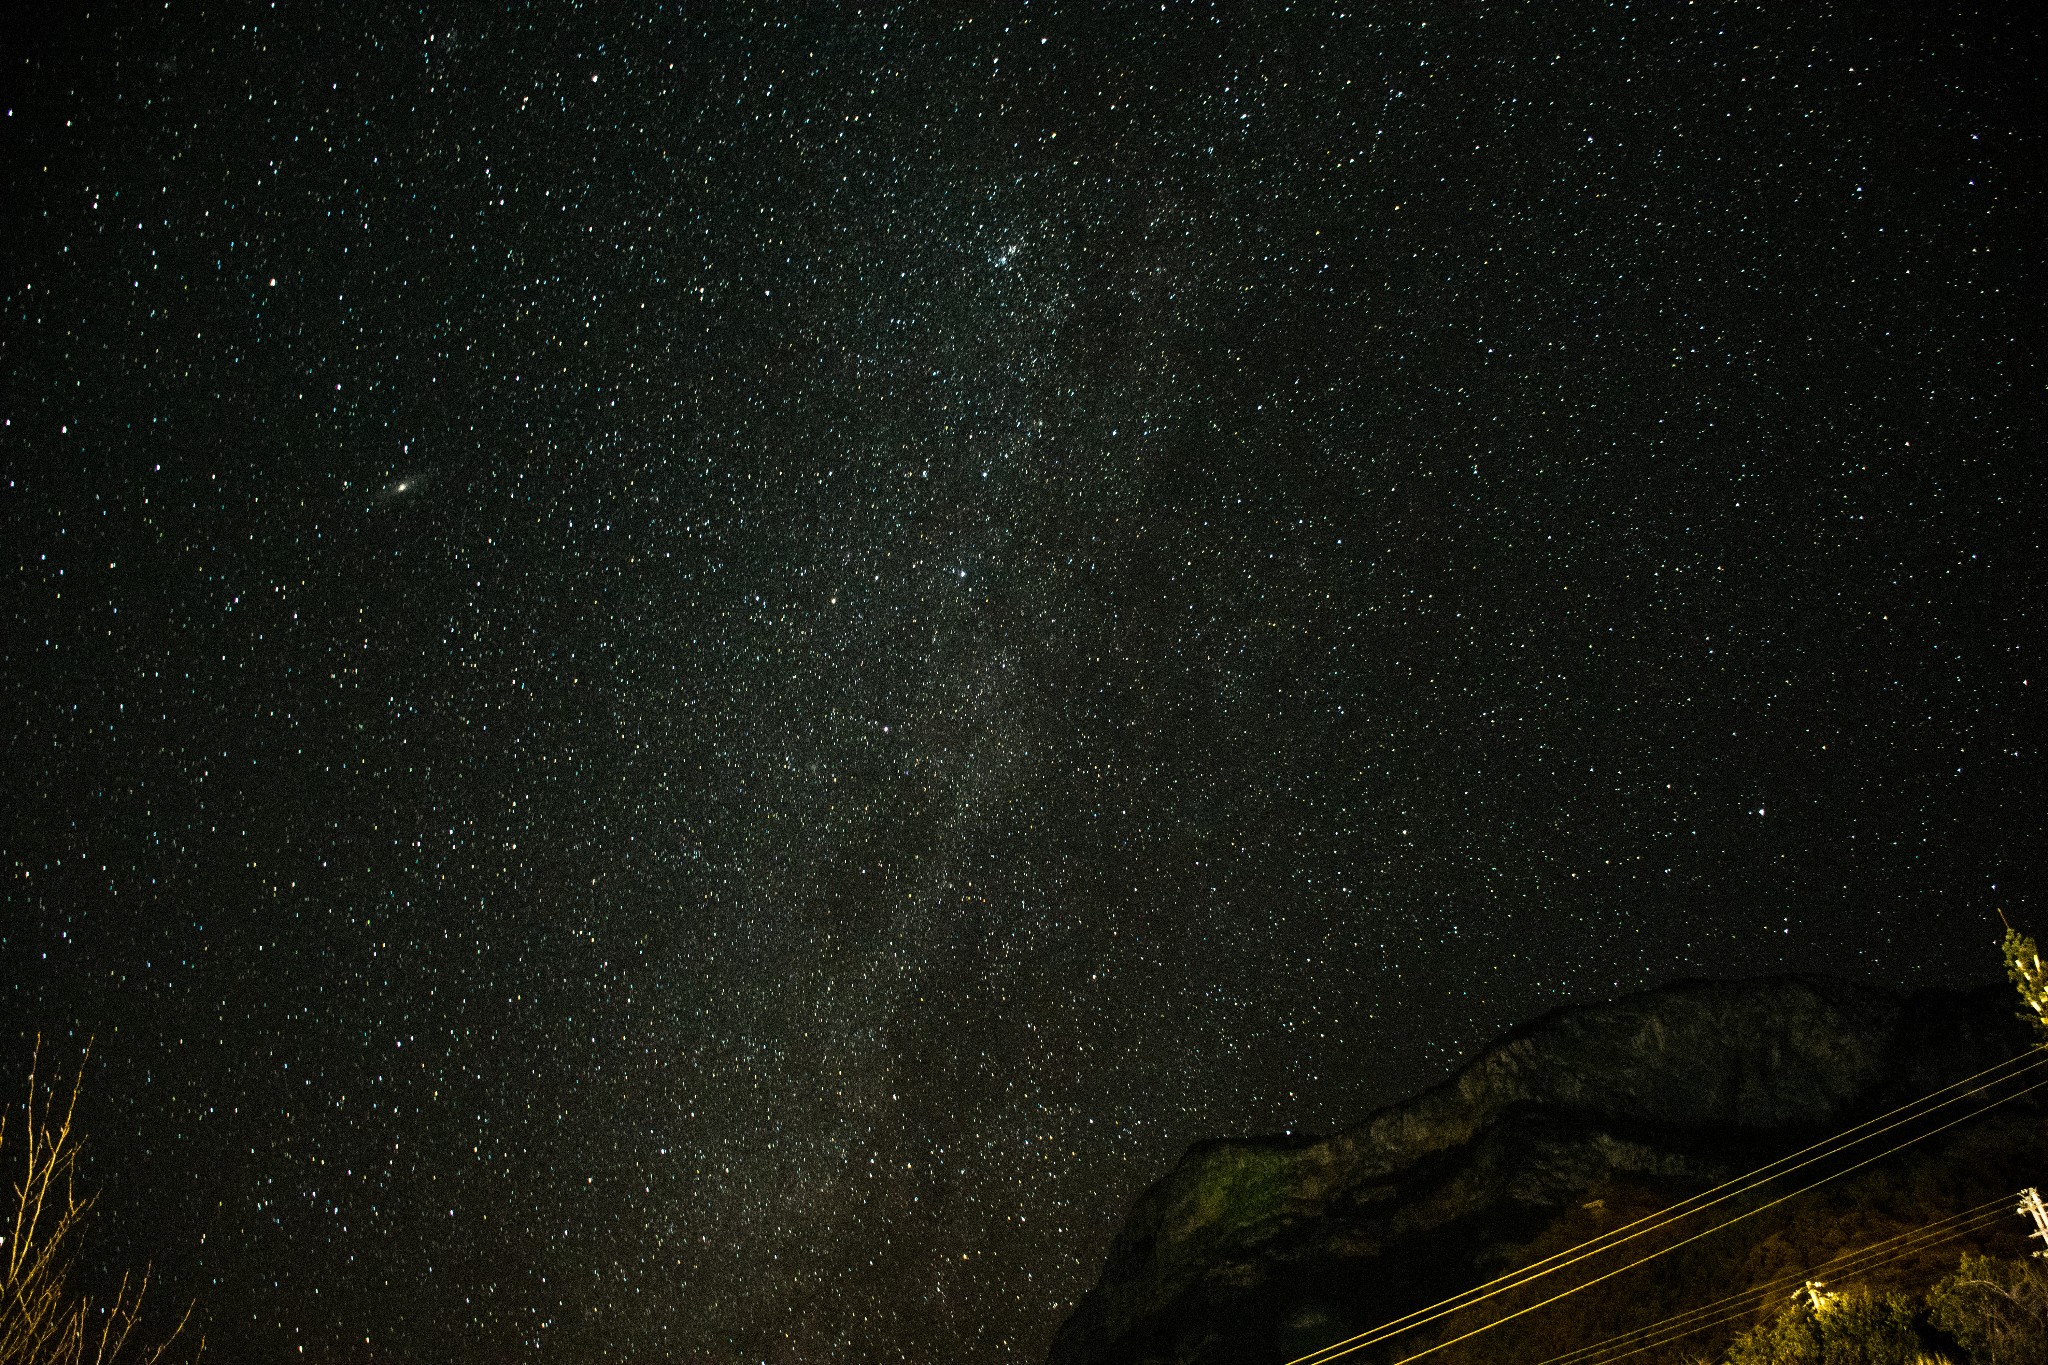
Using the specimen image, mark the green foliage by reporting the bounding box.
[1721,1287,1928,1365]
[1926,1254,2048,1365]
[1712,1257,2048,1365]
[1999,923,2048,1037]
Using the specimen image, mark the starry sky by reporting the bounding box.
[1,2,2041,1362]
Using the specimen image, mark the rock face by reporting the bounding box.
[1050,975,2039,1365]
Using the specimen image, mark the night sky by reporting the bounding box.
[2,2,2041,1362]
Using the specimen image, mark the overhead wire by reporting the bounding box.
[1566,1194,2009,1365]
[1551,1231,2009,1365]
[1290,1044,2048,1365]
[1532,1198,2013,1365]
[1531,1194,2017,1365]
[1286,1043,2048,1365]
[1371,1074,2048,1365]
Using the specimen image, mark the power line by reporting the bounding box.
[1566,1196,2007,1365]
[1566,1224,2011,1365]
[1535,1198,2011,1365]
[1374,1076,2048,1365]
[1533,1195,2017,1365]
[1288,1044,2048,1365]
[1292,1046,2048,1363]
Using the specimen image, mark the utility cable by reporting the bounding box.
[1537,1199,2012,1365]
[1535,1208,1998,1365]
[1368,1075,2048,1365]
[1292,1045,2047,1365]
[1576,1197,2007,1365]
[1287,1043,2048,1365]
[1533,1195,2016,1365]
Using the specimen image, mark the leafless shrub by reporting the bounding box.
[0,1042,199,1365]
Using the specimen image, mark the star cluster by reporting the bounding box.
[1,3,2040,1361]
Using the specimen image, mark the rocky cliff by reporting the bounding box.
[1050,975,2046,1365]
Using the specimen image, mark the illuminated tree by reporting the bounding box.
[1999,914,2048,1039]
[1720,1286,1929,1364]
[1927,1254,2048,1365]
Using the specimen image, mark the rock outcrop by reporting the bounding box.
[1051,975,2042,1365]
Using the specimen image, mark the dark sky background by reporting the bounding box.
[2,2,2041,1362]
